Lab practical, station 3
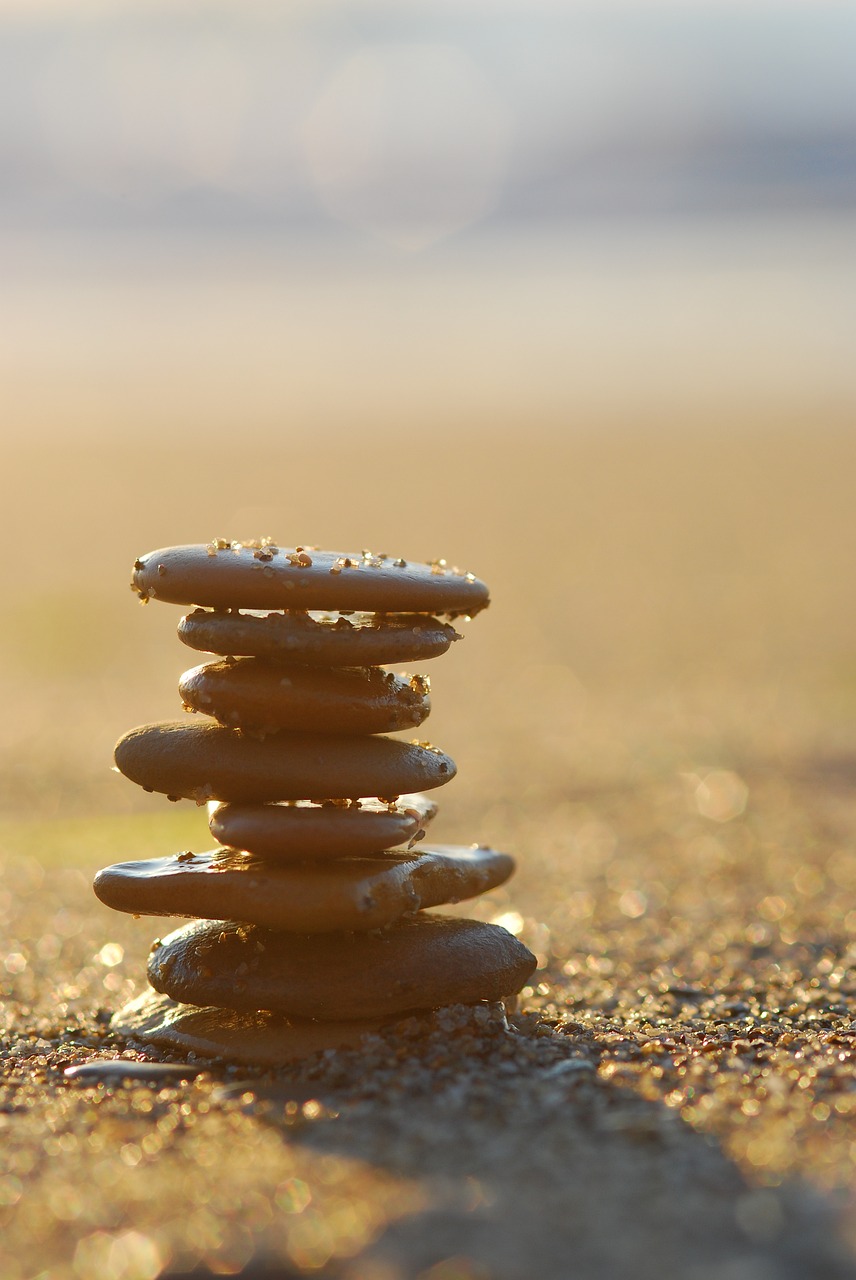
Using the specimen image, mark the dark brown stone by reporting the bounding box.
[147,914,537,1020]
[110,990,394,1065]
[94,844,515,932]
[178,608,461,666]
[179,658,430,735]
[133,544,489,616]
[114,720,455,803]
[209,794,437,859]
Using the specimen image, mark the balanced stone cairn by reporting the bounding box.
[96,542,536,1065]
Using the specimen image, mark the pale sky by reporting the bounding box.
[0,0,851,250]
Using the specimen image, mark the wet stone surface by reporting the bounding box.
[94,845,514,934]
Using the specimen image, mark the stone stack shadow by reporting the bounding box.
[96,542,536,1065]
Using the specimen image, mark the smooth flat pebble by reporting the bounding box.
[179,658,430,735]
[148,914,536,1021]
[209,793,437,859]
[178,608,461,666]
[114,720,455,804]
[110,989,395,1066]
[63,1059,207,1083]
[93,844,515,933]
[133,544,489,616]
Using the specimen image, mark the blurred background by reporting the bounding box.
[2,0,855,833]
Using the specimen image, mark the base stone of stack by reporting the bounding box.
[111,989,399,1066]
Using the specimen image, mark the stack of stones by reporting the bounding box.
[96,542,535,1065]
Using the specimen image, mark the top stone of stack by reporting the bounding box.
[132,541,490,617]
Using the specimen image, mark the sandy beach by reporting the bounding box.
[3,410,856,1277]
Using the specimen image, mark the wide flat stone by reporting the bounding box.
[110,989,393,1066]
[147,914,537,1020]
[179,658,430,735]
[209,794,437,859]
[94,844,515,933]
[114,719,455,803]
[178,608,461,666]
[133,544,489,616]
